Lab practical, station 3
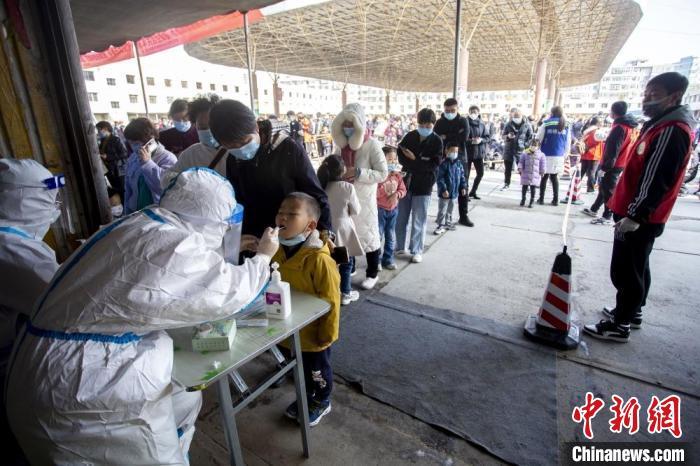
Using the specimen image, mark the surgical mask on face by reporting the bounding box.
[197,129,219,148]
[99,130,109,139]
[444,112,457,120]
[228,138,260,161]
[279,230,309,247]
[447,152,458,161]
[387,163,400,172]
[469,113,479,120]
[512,117,522,124]
[642,95,671,116]
[417,127,432,138]
[173,120,191,133]
[111,204,124,218]
[343,127,355,138]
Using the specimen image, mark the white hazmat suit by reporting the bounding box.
[6,168,271,465]
[0,158,60,367]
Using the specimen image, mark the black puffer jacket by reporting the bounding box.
[502,119,533,161]
[433,113,469,157]
[466,117,491,160]
[398,130,443,196]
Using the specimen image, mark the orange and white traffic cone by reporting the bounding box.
[561,156,571,180]
[524,246,580,350]
[563,168,584,205]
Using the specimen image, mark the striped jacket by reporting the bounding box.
[608,105,696,224]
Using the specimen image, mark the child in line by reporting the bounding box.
[434,143,466,234]
[518,142,546,208]
[274,192,341,426]
[377,147,407,270]
[317,155,364,305]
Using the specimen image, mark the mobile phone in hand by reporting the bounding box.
[144,138,158,155]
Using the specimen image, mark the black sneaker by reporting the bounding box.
[551,199,559,206]
[285,400,299,420]
[520,199,526,206]
[602,306,642,329]
[459,217,474,227]
[536,198,544,205]
[308,400,331,427]
[469,193,481,200]
[583,319,630,342]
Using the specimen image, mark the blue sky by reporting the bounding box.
[613,0,700,64]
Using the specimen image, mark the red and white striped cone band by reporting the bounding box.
[567,175,582,201]
[536,272,571,332]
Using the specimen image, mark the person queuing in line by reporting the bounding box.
[211,100,332,252]
[434,143,467,235]
[123,118,177,214]
[582,101,640,225]
[376,146,407,270]
[584,72,696,342]
[501,109,533,191]
[6,169,279,464]
[97,120,128,200]
[536,106,571,206]
[518,141,546,208]
[579,117,606,193]
[274,192,341,427]
[317,155,364,306]
[396,108,443,264]
[465,105,490,200]
[433,98,473,227]
[0,159,63,463]
[330,103,388,291]
[158,99,199,156]
[287,110,304,148]
[161,94,222,187]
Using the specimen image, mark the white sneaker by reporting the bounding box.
[341,290,360,305]
[395,249,409,256]
[411,254,423,263]
[361,276,378,290]
[433,226,446,235]
[377,263,383,271]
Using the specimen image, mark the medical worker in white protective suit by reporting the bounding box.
[6,168,278,465]
[0,158,60,371]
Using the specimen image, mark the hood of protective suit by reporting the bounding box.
[0,159,60,239]
[159,167,237,248]
[331,103,367,151]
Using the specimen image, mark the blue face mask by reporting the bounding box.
[447,152,459,161]
[417,127,433,138]
[444,112,457,121]
[174,120,191,133]
[279,232,308,247]
[343,127,355,138]
[387,163,400,172]
[197,129,219,148]
[228,138,260,161]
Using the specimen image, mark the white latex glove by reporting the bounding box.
[614,217,640,241]
[257,227,279,261]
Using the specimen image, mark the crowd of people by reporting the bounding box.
[0,71,698,464]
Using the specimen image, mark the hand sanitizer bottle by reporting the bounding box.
[265,262,291,319]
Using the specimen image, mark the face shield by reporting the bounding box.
[222,204,244,264]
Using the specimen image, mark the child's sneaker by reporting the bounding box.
[591,217,614,226]
[583,319,630,342]
[308,400,331,427]
[433,226,446,235]
[602,306,642,328]
[581,208,597,217]
[341,290,360,306]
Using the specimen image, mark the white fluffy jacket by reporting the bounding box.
[331,103,388,253]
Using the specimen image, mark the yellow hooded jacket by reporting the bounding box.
[274,230,341,352]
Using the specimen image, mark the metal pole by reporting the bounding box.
[452,0,462,98]
[133,41,149,117]
[243,11,255,112]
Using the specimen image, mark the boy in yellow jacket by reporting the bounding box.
[274,192,341,426]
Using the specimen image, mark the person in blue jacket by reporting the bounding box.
[434,142,467,235]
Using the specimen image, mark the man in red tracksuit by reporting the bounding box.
[584,72,696,342]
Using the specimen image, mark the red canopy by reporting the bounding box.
[80,10,263,69]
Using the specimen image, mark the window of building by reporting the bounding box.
[149,95,157,104]
[146,77,155,86]
[196,82,202,90]
[264,89,268,95]
[223,85,229,92]
[210,83,216,91]
[181,80,188,88]
[164,79,172,87]
[167,96,174,104]
[588,103,595,108]
[87,92,98,102]
[126,74,135,84]
[602,103,609,108]
[129,94,138,103]
[288,91,292,98]
[235,86,240,93]
[106,78,116,86]
[576,103,583,108]
[110,101,120,109]
[83,70,94,81]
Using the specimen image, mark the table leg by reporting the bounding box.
[291,331,311,458]
[217,377,245,465]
